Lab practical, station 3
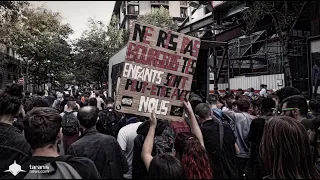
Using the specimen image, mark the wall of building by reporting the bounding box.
[139,1,151,15]
[168,1,181,17]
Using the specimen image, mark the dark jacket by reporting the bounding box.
[132,120,168,179]
[66,128,129,179]
[0,122,31,178]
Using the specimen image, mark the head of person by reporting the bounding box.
[226,88,230,91]
[95,90,100,98]
[67,100,77,111]
[207,94,219,106]
[77,106,99,130]
[275,86,301,103]
[260,116,320,179]
[148,154,184,179]
[25,91,31,97]
[250,97,264,116]
[88,98,97,106]
[281,95,308,121]
[250,88,255,92]
[260,97,276,116]
[235,99,250,113]
[237,88,244,95]
[23,107,62,152]
[174,133,212,179]
[24,96,51,113]
[105,97,115,109]
[0,84,23,122]
[195,103,212,123]
[309,99,320,115]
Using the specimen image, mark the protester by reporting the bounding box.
[207,94,223,120]
[24,96,51,113]
[52,92,64,111]
[2,107,101,179]
[66,106,129,179]
[245,97,276,179]
[88,98,98,107]
[259,84,268,97]
[132,117,175,179]
[174,101,213,179]
[60,100,80,152]
[96,97,125,137]
[281,95,309,123]
[141,112,183,179]
[309,99,320,118]
[275,86,301,103]
[195,103,238,179]
[0,84,31,178]
[260,116,320,179]
[117,115,143,179]
[220,99,256,178]
[94,91,106,110]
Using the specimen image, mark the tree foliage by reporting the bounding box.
[72,15,125,86]
[137,6,178,30]
[231,1,309,86]
[0,5,74,90]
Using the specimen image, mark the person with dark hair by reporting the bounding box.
[23,96,51,113]
[281,95,308,123]
[275,86,301,103]
[237,88,244,95]
[260,116,320,179]
[141,112,183,179]
[0,84,31,178]
[60,100,80,152]
[259,84,268,98]
[195,103,239,179]
[2,107,101,179]
[245,97,276,179]
[207,94,223,120]
[66,106,129,179]
[94,91,106,110]
[219,99,256,178]
[88,98,97,107]
[309,99,320,118]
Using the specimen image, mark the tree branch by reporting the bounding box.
[289,1,307,34]
[270,12,284,42]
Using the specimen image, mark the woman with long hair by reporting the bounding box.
[174,132,213,179]
[260,116,320,179]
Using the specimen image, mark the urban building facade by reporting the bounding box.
[0,43,24,89]
[112,1,188,30]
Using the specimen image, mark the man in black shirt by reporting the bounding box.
[66,106,129,179]
[195,103,239,179]
[2,107,101,179]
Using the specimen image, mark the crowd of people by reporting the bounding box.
[1,83,320,179]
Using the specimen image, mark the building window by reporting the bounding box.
[180,7,187,18]
[180,1,188,6]
[128,5,139,15]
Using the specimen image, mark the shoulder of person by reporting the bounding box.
[62,156,101,179]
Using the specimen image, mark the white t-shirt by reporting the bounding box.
[117,122,142,179]
[259,88,267,97]
[96,97,105,110]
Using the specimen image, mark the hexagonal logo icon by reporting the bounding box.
[4,161,26,176]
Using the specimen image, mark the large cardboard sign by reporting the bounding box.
[115,21,200,121]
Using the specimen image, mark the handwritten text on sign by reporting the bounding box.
[115,22,200,121]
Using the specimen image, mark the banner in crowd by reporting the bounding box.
[115,21,200,121]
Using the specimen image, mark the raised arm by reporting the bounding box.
[183,101,204,147]
[141,111,157,171]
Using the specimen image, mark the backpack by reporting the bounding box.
[98,109,124,138]
[62,111,79,136]
[24,161,82,179]
[154,126,175,155]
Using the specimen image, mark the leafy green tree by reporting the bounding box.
[72,15,125,86]
[232,1,309,86]
[137,6,178,30]
[0,6,73,90]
